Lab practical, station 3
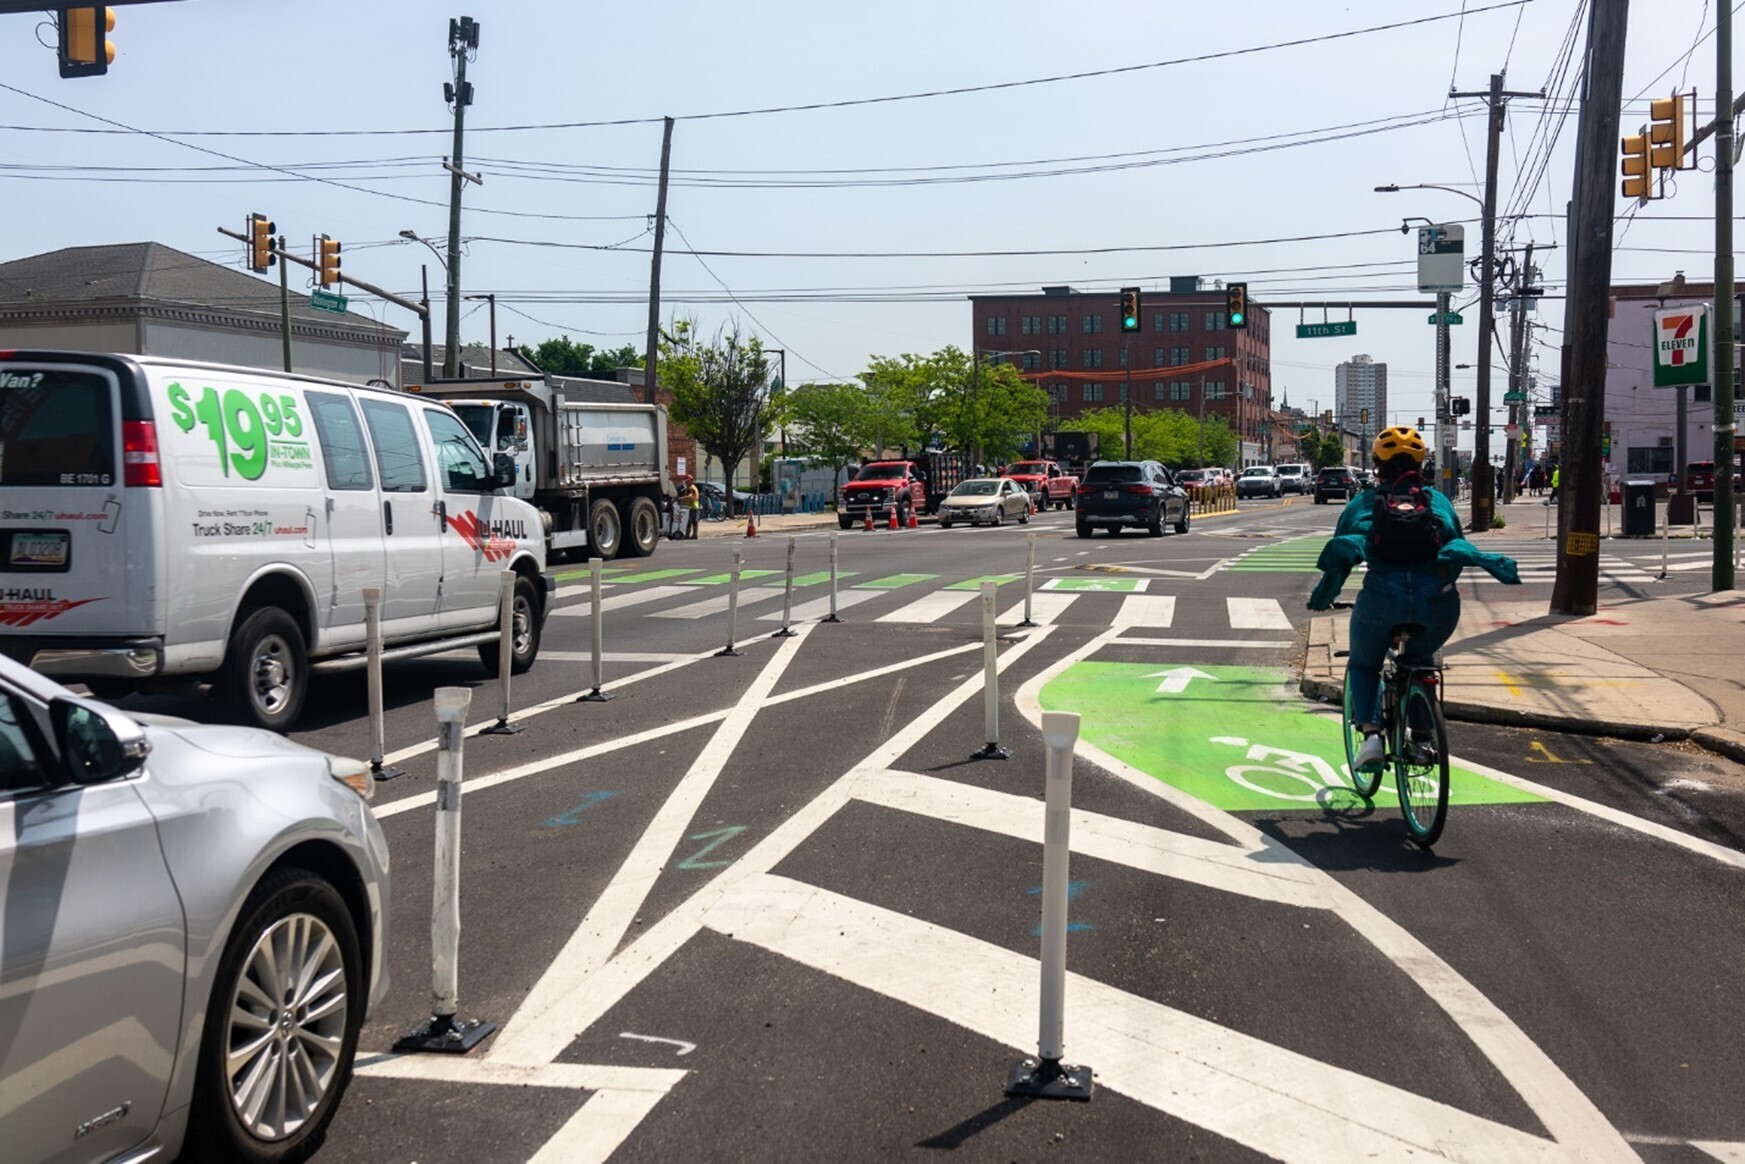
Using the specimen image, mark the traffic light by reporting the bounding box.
[1451,397,1471,416]
[1620,131,1653,204]
[1225,282,1248,329]
[1649,92,1687,171]
[1118,287,1141,333]
[316,235,342,287]
[247,213,275,273]
[1418,417,1426,431]
[57,6,114,78]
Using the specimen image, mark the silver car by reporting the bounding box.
[936,477,1033,528]
[0,655,388,1163]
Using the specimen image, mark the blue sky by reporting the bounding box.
[0,0,1730,455]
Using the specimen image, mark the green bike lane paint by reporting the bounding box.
[1039,662,1545,813]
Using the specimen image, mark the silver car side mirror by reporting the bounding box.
[50,696,150,785]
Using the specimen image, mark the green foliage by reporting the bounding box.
[660,320,773,515]
[527,336,643,377]
[860,346,1047,464]
[783,380,889,501]
[1069,406,1236,469]
[1314,432,1347,469]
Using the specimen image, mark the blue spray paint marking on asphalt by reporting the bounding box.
[1027,880,1092,935]
[677,825,748,869]
[541,791,618,828]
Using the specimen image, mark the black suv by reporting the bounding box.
[1074,460,1191,537]
[1313,465,1357,504]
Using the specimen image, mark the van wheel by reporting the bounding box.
[624,497,661,557]
[182,868,362,1164]
[478,574,542,675]
[223,608,307,732]
[588,499,622,560]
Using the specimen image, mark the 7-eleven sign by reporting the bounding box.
[1652,304,1709,387]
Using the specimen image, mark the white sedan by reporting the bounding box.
[937,478,1032,528]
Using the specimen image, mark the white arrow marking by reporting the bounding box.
[618,1032,697,1056]
[1143,667,1217,694]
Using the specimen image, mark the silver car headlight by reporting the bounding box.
[327,754,375,802]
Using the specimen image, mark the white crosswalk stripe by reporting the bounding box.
[1111,594,1176,630]
[1226,597,1292,630]
[1000,591,1077,626]
[549,585,692,617]
[756,590,881,621]
[877,589,981,624]
[649,587,787,620]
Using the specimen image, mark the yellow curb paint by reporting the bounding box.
[1497,670,1522,697]
[1526,739,1592,765]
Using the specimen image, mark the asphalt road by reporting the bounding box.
[139,495,1745,1163]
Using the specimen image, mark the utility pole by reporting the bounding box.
[1551,0,1630,616]
[1714,0,1736,590]
[643,116,675,408]
[420,266,433,384]
[443,16,479,379]
[1452,72,1544,530]
[277,235,292,373]
[1502,244,1532,504]
[1436,290,1455,497]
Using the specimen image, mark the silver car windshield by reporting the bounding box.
[950,481,999,496]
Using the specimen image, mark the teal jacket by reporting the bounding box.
[1309,484,1519,609]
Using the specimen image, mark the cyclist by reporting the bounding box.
[1307,426,1521,772]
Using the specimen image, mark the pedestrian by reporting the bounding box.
[1545,463,1560,505]
[676,474,700,539]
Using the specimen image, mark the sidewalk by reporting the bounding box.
[1300,512,1745,763]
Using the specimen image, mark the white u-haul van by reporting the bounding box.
[0,351,554,730]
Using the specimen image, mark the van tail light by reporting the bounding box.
[122,420,162,487]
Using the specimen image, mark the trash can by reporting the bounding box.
[1621,479,1657,537]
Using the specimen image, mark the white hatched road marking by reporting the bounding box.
[1110,593,1176,629]
[1227,596,1293,630]
[550,585,692,617]
[1002,590,1077,626]
[756,589,881,622]
[876,588,980,624]
[649,588,786,620]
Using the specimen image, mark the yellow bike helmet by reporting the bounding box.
[1372,425,1427,464]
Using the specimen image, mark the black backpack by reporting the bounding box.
[1368,471,1442,565]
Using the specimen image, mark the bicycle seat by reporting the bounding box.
[1388,622,1425,638]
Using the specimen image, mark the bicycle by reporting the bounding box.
[1333,601,1451,846]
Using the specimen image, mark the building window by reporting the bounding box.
[1206,381,1228,400]
[1082,313,1104,334]
[1205,345,1227,362]
[1117,347,1129,368]
[1049,349,1069,369]
[1152,312,1166,333]
[986,316,1007,336]
[1154,383,1168,401]
[1047,314,1068,335]
[1170,346,1191,366]
[1243,383,1254,398]
[1153,347,1167,366]
[1206,311,1227,331]
[1172,382,1192,402]
[1049,382,1068,401]
[1169,311,1191,332]
[1627,446,1674,474]
[1020,351,1042,370]
[1084,384,1104,402]
[1020,315,1042,335]
[1083,349,1104,369]
[1696,383,1713,403]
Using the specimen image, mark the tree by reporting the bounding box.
[1315,431,1347,469]
[660,321,772,517]
[783,381,883,504]
[1068,406,1236,469]
[528,336,643,378]
[859,346,1046,465]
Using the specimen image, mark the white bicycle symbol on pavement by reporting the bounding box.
[1210,736,1386,806]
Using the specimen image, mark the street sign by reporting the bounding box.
[310,288,349,314]
[1296,320,1357,339]
[1427,311,1465,325]
[1534,404,1558,418]
[1651,304,1708,387]
[1417,224,1466,292]
[1503,391,1527,403]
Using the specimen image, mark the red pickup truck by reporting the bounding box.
[839,460,928,528]
[1002,460,1080,510]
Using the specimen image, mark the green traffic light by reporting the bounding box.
[1230,311,1245,325]
[1123,316,1137,329]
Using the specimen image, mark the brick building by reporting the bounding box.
[968,278,1274,465]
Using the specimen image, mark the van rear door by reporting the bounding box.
[0,358,160,642]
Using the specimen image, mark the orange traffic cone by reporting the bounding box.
[863,508,875,532]
[745,509,758,538]
[888,503,899,530]
[907,506,919,529]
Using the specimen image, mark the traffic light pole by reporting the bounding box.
[1436,291,1455,497]
[1713,0,1736,591]
[278,236,292,373]
[1123,341,1133,460]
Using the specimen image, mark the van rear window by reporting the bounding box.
[0,369,115,487]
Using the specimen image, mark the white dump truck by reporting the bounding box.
[414,377,670,560]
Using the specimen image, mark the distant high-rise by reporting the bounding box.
[1334,354,1388,440]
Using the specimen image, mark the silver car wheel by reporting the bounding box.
[225,911,349,1141]
[249,632,296,718]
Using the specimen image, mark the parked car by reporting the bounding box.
[1314,465,1358,504]
[1236,465,1282,499]
[1174,468,1209,491]
[1202,467,1234,488]
[1685,461,1717,501]
[0,652,388,1164]
[1274,463,1310,494]
[697,480,752,513]
[1074,460,1191,537]
[936,477,1032,528]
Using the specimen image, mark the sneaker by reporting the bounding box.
[1355,732,1386,773]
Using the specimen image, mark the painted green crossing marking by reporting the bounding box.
[1039,661,1546,813]
[554,565,636,582]
[683,570,780,585]
[788,570,846,587]
[607,568,703,584]
[945,574,1021,590]
[855,573,938,589]
[1042,577,1147,592]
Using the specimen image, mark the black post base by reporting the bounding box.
[371,763,407,782]
[716,645,744,657]
[972,742,1013,761]
[393,1013,496,1055]
[577,688,614,703]
[771,627,798,638]
[1016,618,1038,628]
[822,613,843,623]
[480,719,524,736]
[1005,1056,1092,1100]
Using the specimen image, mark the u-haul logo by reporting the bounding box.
[0,594,104,627]
[449,510,520,562]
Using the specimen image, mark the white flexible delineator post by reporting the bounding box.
[718,548,744,657]
[578,557,613,702]
[972,580,1010,760]
[481,570,523,734]
[362,587,403,780]
[1020,533,1038,627]
[774,536,797,638]
[825,531,842,623]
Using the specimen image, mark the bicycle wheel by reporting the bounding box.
[1342,670,1383,799]
[1394,678,1450,846]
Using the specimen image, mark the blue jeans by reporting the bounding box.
[1347,568,1461,728]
